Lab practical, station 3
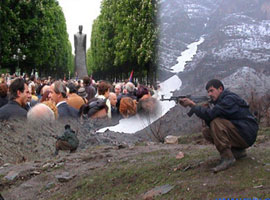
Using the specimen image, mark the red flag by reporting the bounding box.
[129,70,134,82]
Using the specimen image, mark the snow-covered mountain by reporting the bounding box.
[158,0,270,95]
[157,0,218,77]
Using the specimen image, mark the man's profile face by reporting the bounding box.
[20,84,30,107]
[104,89,110,98]
[48,85,59,104]
[26,87,32,103]
[207,86,223,102]
[114,86,121,95]
[109,94,117,107]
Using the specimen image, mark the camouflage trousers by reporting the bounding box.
[202,118,249,159]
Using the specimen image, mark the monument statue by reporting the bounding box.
[74,25,88,79]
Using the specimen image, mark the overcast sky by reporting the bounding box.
[58,0,102,54]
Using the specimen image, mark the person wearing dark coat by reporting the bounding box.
[83,76,96,101]
[57,102,78,119]
[116,82,137,111]
[49,81,78,120]
[109,92,121,119]
[0,78,30,120]
[180,79,258,173]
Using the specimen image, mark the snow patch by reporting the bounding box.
[171,37,204,73]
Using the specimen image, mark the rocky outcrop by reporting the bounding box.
[222,66,270,98]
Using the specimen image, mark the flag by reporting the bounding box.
[129,70,134,82]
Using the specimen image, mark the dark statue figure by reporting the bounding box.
[74,25,88,79]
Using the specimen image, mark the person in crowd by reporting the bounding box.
[40,90,51,102]
[25,84,38,111]
[66,82,85,110]
[40,85,51,97]
[53,124,79,156]
[77,87,88,104]
[30,84,38,101]
[137,97,158,116]
[119,97,137,118]
[42,100,58,119]
[124,82,137,99]
[96,81,112,118]
[179,79,258,173]
[135,85,158,115]
[109,92,117,110]
[0,83,8,108]
[28,75,36,92]
[116,82,137,111]
[0,78,29,120]
[136,85,150,101]
[49,81,78,119]
[0,74,6,84]
[114,83,122,97]
[27,103,55,122]
[35,77,42,98]
[83,76,96,101]
[79,97,108,119]
[109,92,121,120]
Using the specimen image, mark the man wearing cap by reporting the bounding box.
[49,81,78,120]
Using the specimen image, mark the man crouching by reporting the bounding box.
[54,124,79,156]
[179,79,258,173]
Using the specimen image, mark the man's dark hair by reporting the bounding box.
[205,79,224,90]
[9,78,25,100]
[0,83,8,98]
[67,82,77,94]
[30,75,35,81]
[136,85,149,100]
[97,81,110,95]
[83,76,91,86]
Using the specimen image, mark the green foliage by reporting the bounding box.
[0,0,72,78]
[89,0,158,84]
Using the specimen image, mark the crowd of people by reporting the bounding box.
[0,73,159,124]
